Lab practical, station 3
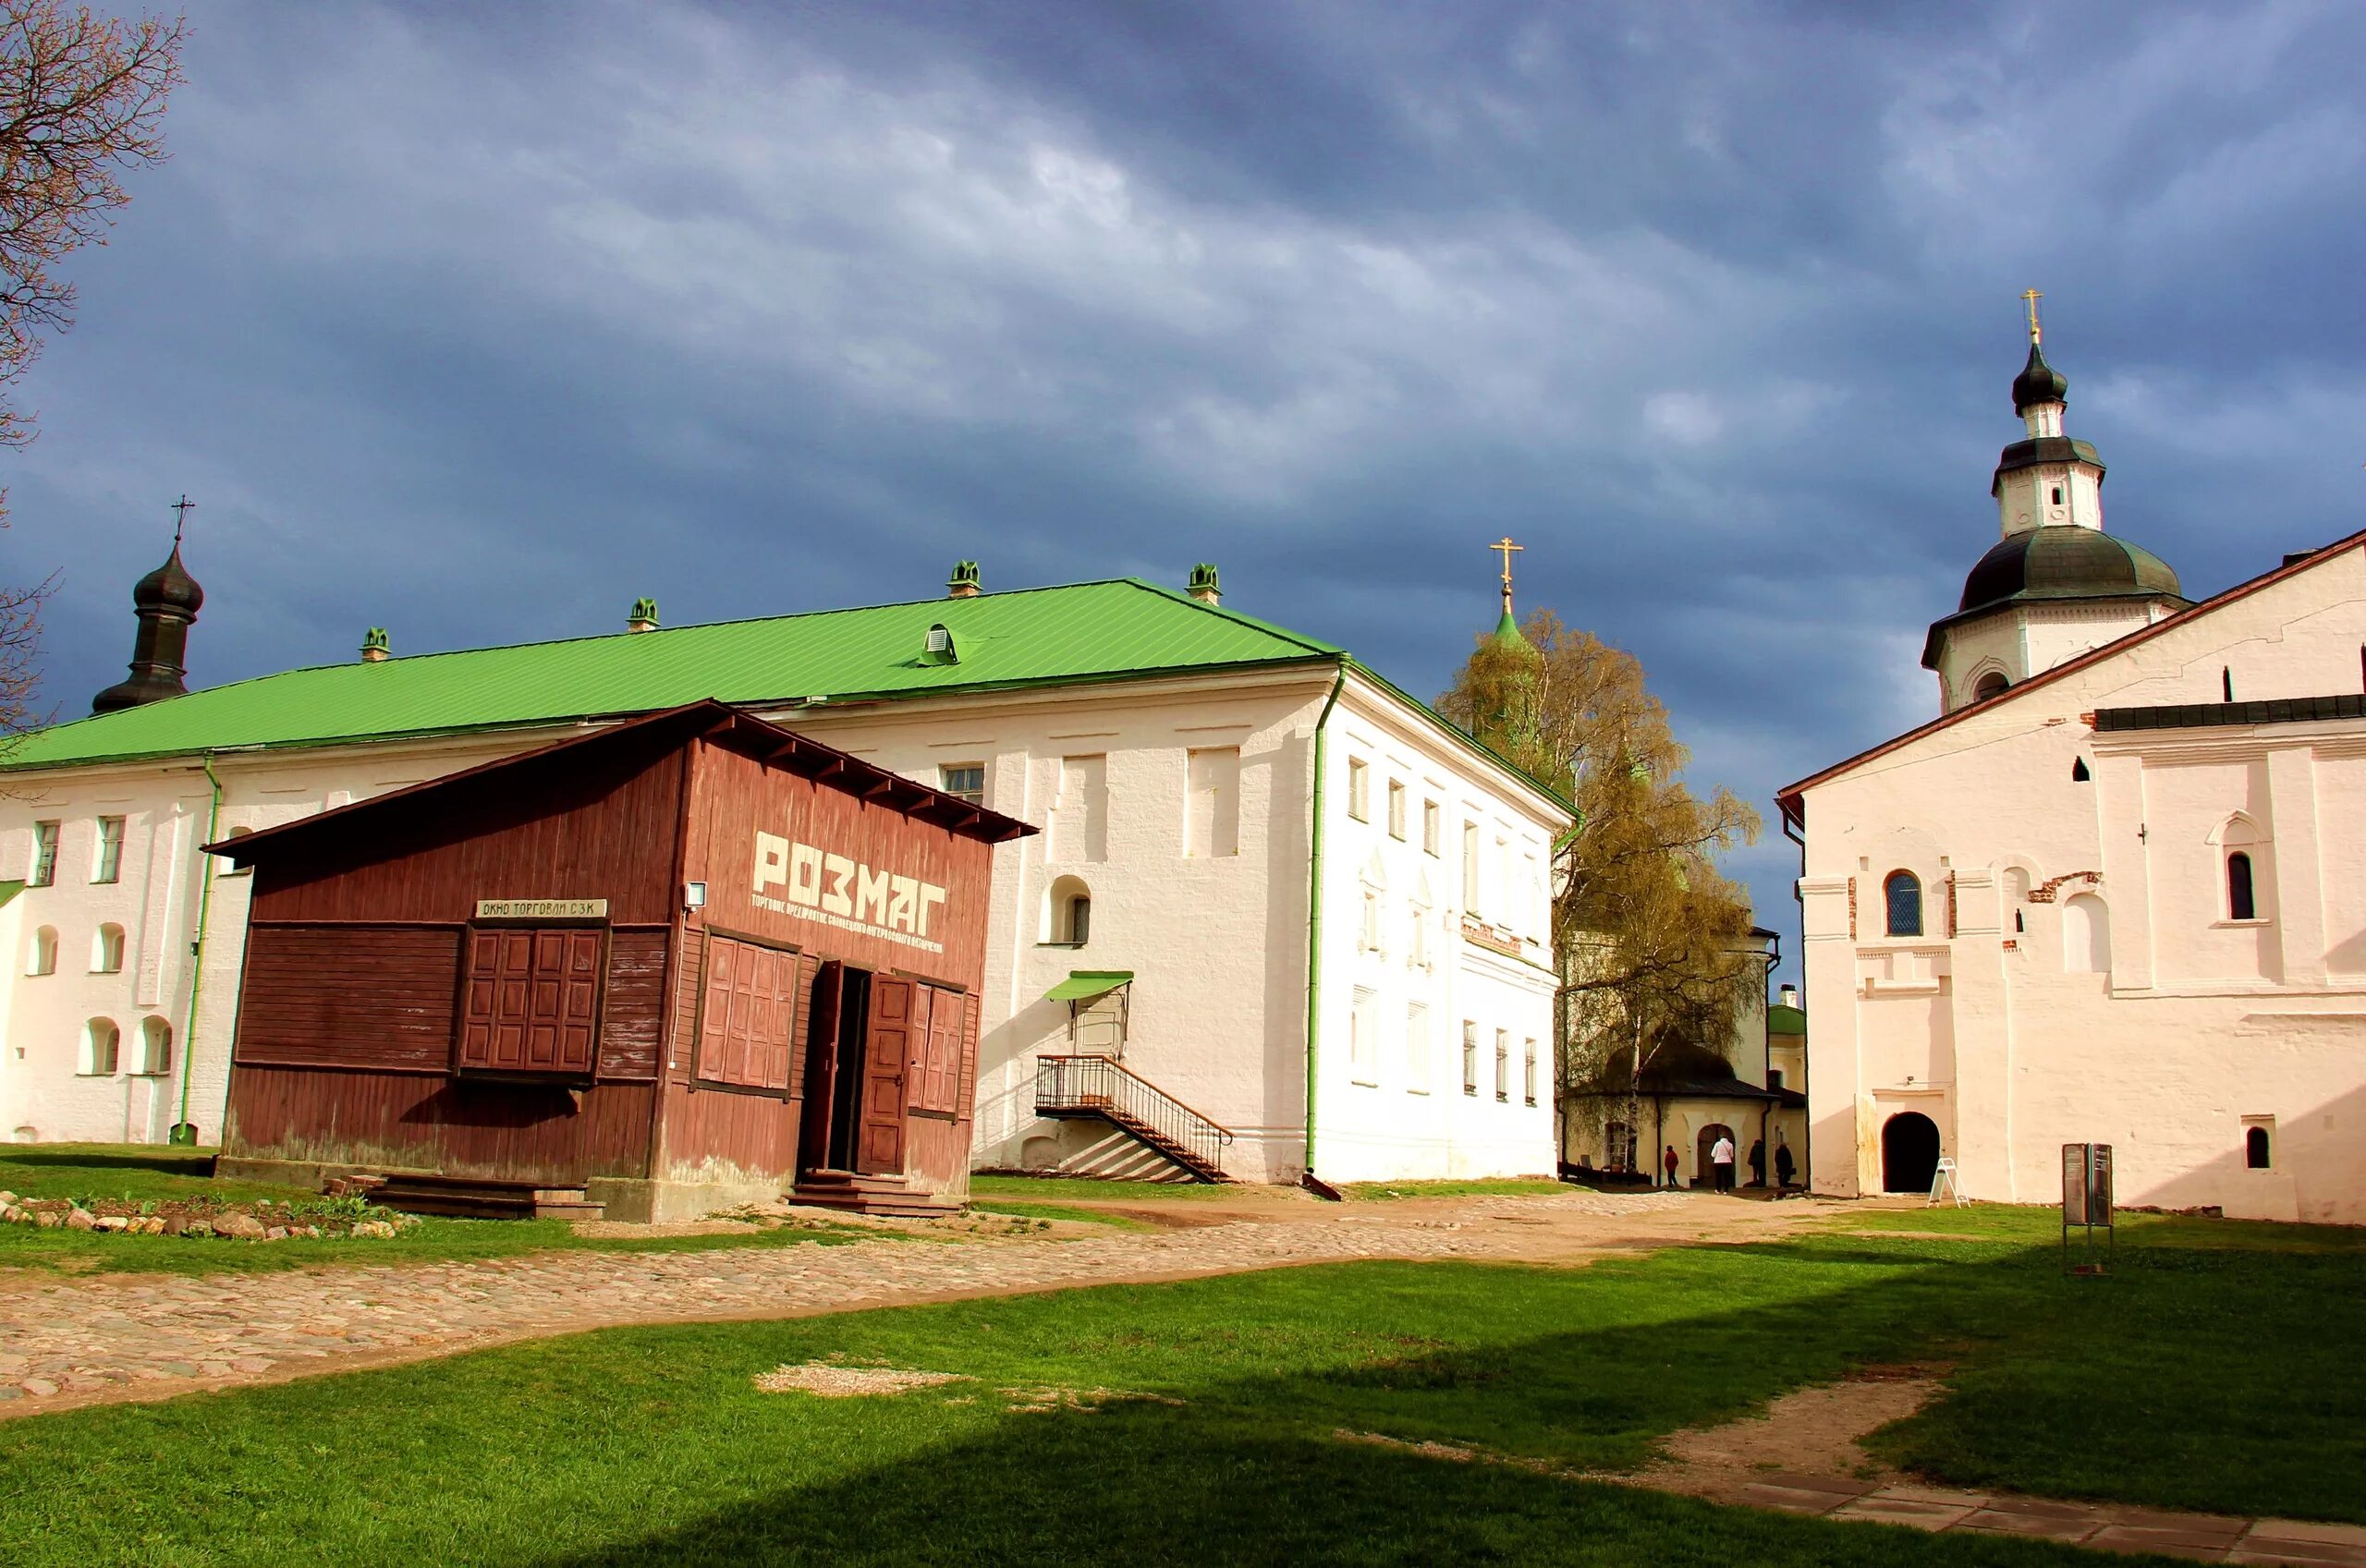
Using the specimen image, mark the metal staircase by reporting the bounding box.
[1033,1053,1235,1182]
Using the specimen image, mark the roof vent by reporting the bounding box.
[1778,983,1798,1009]
[1188,563,1221,606]
[921,623,958,665]
[627,597,659,633]
[948,560,982,599]
[359,627,391,663]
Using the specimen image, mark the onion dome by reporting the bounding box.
[2011,342,2068,412]
[1957,525,2180,614]
[133,543,204,615]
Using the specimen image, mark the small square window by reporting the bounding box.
[940,764,985,807]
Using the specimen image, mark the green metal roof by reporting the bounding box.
[3,578,1341,772]
[1767,1003,1806,1036]
[0,879,20,909]
[1043,970,1135,1003]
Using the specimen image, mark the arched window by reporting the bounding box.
[2070,758,2091,782]
[92,923,125,974]
[217,824,256,877]
[2227,852,2256,922]
[1884,871,1922,938]
[2245,1125,2272,1170]
[1043,875,1092,945]
[82,1018,120,1076]
[28,925,56,977]
[139,1017,174,1076]
[2064,893,2111,975]
[1972,671,2009,701]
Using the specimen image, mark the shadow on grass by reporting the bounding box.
[0,1147,219,1178]
[3,1222,2360,1565]
[542,1409,2072,1568]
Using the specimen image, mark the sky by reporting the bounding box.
[8,0,2364,965]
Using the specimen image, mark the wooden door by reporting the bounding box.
[858,976,915,1174]
[799,962,844,1171]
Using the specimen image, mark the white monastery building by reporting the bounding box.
[1778,314,2366,1225]
[0,556,1564,1187]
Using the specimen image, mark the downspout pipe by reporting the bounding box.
[1301,662,1348,1193]
[170,751,223,1145]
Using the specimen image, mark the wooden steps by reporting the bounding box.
[792,1169,959,1219]
[370,1173,606,1221]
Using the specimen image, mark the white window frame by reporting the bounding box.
[1347,758,1370,822]
[93,816,126,884]
[939,763,986,807]
[30,820,58,887]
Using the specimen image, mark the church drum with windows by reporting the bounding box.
[210,701,1033,1221]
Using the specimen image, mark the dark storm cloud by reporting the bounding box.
[9,0,2364,962]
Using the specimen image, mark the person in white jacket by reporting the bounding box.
[1711,1133,1737,1193]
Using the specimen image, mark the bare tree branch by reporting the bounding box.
[0,2,186,743]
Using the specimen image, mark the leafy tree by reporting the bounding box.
[0,0,185,738]
[1439,608,1761,1169]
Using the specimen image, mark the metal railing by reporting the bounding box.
[1034,1053,1235,1178]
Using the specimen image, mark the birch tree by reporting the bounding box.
[1439,608,1760,1168]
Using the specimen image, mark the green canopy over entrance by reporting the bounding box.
[1043,970,1133,1003]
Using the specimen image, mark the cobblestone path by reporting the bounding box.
[0,1189,1708,1417]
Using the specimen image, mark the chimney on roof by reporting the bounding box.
[628,597,660,633]
[1188,563,1221,606]
[1779,983,1799,1009]
[360,627,391,663]
[947,560,982,599]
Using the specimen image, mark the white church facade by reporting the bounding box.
[0,558,1563,1188]
[1779,320,2366,1225]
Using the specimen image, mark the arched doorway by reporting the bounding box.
[1881,1112,1941,1194]
[1696,1123,1735,1190]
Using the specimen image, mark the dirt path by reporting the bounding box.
[0,1187,1820,1420]
[1349,1370,2366,1563]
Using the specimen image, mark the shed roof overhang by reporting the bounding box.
[1044,970,1134,1003]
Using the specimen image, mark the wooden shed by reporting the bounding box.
[210,700,1033,1220]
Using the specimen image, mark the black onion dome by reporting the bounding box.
[133,543,203,614]
[2012,342,2068,411]
[1957,526,2182,615]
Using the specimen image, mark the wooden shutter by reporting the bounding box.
[858,976,913,1173]
[908,984,965,1114]
[698,935,800,1092]
[458,926,603,1076]
[956,989,981,1124]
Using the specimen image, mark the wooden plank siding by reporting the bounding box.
[219,705,1021,1205]
[246,740,687,928]
[225,1064,656,1183]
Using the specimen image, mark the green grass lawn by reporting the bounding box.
[4,1205,2358,1564]
[0,1144,881,1277]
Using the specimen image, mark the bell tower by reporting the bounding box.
[1920,303,2187,714]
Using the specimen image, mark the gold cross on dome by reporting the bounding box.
[169,493,195,545]
[2022,288,2043,345]
[1490,536,1522,612]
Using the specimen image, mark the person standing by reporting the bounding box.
[1748,1137,1767,1188]
[1711,1132,1737,1193]
[1662,1144,1679,1189]
[1774,1136,1797,1192]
